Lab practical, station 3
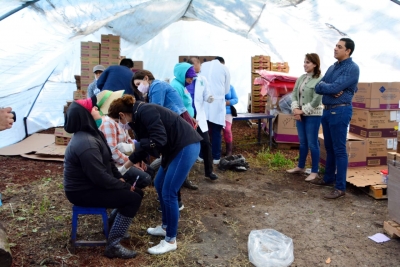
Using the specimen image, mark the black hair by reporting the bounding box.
[215,56,225,64]
[340,38,355,56]
[120,58,134,68]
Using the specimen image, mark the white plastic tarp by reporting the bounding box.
[0,0,399,148]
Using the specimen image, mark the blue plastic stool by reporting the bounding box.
[71,206,109,247]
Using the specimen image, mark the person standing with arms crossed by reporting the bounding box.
[310,38,360,199]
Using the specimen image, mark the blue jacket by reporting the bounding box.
[148,79,186,115]
[97,66,134,96]
[225,85,238,115]
[171,63,195,117]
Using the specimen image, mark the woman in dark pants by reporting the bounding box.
[63,97,142,259]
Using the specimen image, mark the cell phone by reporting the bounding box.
[11,111,16,122]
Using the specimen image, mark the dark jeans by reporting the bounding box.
[197,127,213,175]
[65,188,142,218]
[321,105,352,191]
[296,116,322,173]
[123,165,153,189]
[207,121,223,160]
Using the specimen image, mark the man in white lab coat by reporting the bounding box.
[200,57,231,164]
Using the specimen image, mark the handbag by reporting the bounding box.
[230,105,237,117]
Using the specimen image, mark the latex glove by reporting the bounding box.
[116,142,134,154]
[206,95,214,103]
[118,165,129,176]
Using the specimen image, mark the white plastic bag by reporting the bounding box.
[248,229,294,267]
[278,92,293,114]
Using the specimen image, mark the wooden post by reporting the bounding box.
[0,221,12,267]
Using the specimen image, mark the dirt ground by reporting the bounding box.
[0,120,399,267]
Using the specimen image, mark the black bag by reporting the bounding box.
[230,105,237,117]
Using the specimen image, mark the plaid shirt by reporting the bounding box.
[99,116,134,165]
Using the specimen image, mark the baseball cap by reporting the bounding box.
[93,65,105,73]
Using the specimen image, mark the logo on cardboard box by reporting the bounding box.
[379,86,386,93]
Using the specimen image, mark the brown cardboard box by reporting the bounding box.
[178,56,217,63]
[101,42,120,51]
[80,41,100,50]
[55,136,71,145]
[388,165,400,223]
[73,90,87,100]
[132,61,143,70]
[251,62,271,70]
[54,127,73,138]
[81,50,100,58]
[81,57,100,65]
[352,82,400,109]
[252,55,271,63]
[349,108,398,138]
[387,152,397,166]
[272,113,299,143]
[319,133,366,167]
[101,34,120,44]
[363,136,397,166]
[270,62,289,73]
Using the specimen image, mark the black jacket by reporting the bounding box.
[63,102,131,192]
[128,102,202,169]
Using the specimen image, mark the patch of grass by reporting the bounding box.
[256,148,295,170]
[39,195,51,213]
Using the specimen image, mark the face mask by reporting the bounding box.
[95,118,102,128]
[119,116,131,130]
[138,82,149,94]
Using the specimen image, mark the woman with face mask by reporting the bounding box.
[109,95,202,255]
[63,96,143,259]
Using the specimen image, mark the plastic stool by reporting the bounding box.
[71,206,109,247]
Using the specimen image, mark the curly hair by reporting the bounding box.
[108,95,136,119]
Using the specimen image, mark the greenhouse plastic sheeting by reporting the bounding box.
[0,0,399,147]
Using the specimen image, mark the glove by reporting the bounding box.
[116,142,134,154]
[207,95,214,103]
[118,165,128,176]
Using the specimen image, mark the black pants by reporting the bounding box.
[66,188,142,218]
[197,127,213,175]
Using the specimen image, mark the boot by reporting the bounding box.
[104,213,137,259]
[108,209,130,240]
[225,142,233,157]
[182,177,198,190]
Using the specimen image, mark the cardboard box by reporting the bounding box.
[54,127,73,138]
[388,165,400,223]
[80,41,100,50]
[55,136,71,146]
[101,42,120,51]
[387,152,398,166]
[81,57,100,65]
[132,61,144,70]
[178,56,217,63]
[73,90,87,100]
[100,58,120,66]
[251,62,271,70]
[252,55,271,63]
[100,51,120,59]
[271,113,299,143]
[363,136,397,166]
[81,50,100,58]
[319,133,366,167]
[349,108,398,138]
[352,82,400,109]
[101,34,120,44]
[346,166,386,187]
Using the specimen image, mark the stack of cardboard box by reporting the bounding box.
[100,34,120,68]
[251,56,271,113]
[270,62,289,73]
[54,127,73,145]
[80,41,101,92]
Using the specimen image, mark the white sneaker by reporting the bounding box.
[148,240,177,255]
[196,157,204,163]
[147,225,166,236]
[213,159,220,165]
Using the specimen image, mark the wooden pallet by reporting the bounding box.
[362,184,387,200]
[384,221,400,238]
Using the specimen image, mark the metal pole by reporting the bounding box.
[0,0,40,21]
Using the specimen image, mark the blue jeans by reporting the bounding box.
[154,142,200,242]
[296,116,322,173]
[207,121,223,160]
[321,105,352,191]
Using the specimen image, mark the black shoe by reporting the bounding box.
[104,243,137,259]
[182,179,198,190]
[157,201,184,212]
[205,172,219,180]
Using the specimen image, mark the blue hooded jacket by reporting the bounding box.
[170,63,195,117]
[148,79,186,115]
